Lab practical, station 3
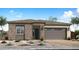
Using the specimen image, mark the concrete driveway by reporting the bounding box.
[46,40,79,49]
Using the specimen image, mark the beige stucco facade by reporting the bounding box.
[8,24,16,40]
[8,23,45,40]
[8,24,32,40]
[25,24,32,40]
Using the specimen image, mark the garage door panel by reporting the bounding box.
[45,28,66,39]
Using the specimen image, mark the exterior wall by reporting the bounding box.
[25,24,32,40]
[67,28,71,38]
[40,24,45,39]
[8,24,16,40]
[8,24,32,40]
[8,23,70,40]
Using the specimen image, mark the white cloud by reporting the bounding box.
[58,10,76,31]
[15,13,23,18]
[58,8,79,23]
[7,10,23,20]
[3,10,24,31]
[58,10,75,23]
[9,10,17,16]
[76,8,79,17]
[58,9,79,31]
[77,8,79,13]
[63,11,74,17]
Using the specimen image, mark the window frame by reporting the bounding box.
[16,25,25,35]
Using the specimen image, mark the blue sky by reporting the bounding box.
[0,8,78,22]
[0,8,79,31]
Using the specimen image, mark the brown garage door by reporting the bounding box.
[45,28,66,39]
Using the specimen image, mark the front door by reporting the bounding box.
[34,28,40,39]
[33,26,40,39]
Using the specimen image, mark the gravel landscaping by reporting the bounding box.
[0,40,79,50]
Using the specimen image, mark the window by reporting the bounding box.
[16,25,24,35]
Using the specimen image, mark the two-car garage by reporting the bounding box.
[45,28,67,39]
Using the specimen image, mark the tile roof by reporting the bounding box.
[7,19,71,26]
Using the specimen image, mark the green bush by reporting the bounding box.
[75,30,79,35]
[38,43,45,46]
[38,38,45,46]
[75,30,79,39]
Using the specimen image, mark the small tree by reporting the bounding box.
[71,17,79,30]
[0,16,7,40]
[75,30,79,35]
[71,17,79,40]
[48,16,57,22]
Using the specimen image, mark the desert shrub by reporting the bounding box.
[15,39,21,42]
[75,30,79,39]
[38,43,45,46]
[1,40,7,43]
[19,44,30,46]
[38,38,45,46]
[29,41,34,44]
[67,37,71,40]
[6,42,13,46]
[40,38,44,41]
[76,35,79,39]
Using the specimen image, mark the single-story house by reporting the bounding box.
[7,19,71,40]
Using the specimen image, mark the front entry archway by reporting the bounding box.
[32,26,40,39]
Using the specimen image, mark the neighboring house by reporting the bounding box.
[7,19,71,40]
[71,32,76,39]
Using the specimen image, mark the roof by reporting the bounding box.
[7,19,71,26]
